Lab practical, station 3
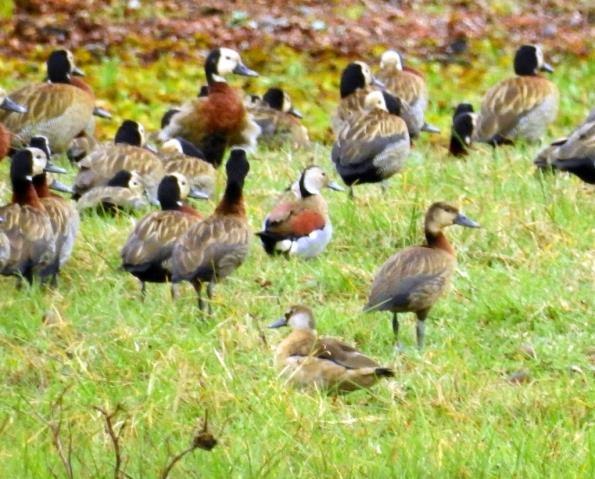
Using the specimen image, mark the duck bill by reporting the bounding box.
[1,96,27,114]
[71,66,85,77]
[327,181,345,191]
[268,318,288,329]
[421,123,440,134]
[189,188,210,200]
[45,162,68,174]
[50,179,75,194]
[233,63,258,77]
[93,106,112,119]
[144,144,158,154]
[288,107,303,119]
[540,63,554,73]
[454,213,480,228]
[371,76,385,89]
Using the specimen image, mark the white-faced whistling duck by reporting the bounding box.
[170,149,250,314]
[76,169,148,213]
[269,305,394,392]
[257,165,343,258]
[159,48,260,168]
[364,202,479,351]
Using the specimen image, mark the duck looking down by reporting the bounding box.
[364,202,479,351]
[269,305,394,393]
[159,48,260,168]
[257,166,343,258]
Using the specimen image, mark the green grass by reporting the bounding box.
[0,45,594,478]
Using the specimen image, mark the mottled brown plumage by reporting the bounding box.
[171,149,250,313]
[364,202,479,350]
[160,139,216,197]
[269,305,394,392]
[77,170,148,212]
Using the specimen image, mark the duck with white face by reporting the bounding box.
[159,48,260,168]
[269,305,394,393]
[257,166,343,259]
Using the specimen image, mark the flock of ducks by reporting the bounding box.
[0,42,592,393]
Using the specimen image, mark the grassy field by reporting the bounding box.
[0,45,594,478]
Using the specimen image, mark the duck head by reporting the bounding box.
[46,49,85,83]
[425,202,480,237]
[114,120,145,146]
[269,305,316,330]
[380,49,403,70]
[11,147,48,183]
[0,88,27,114]
[29,136,67,174]
[298,165,344,198]
[449,106,477,156]
[514,45,554,75]
[339,61,384,99]
[107,169,145,194]
[262,88,303,118]
[226,148,250,187]
[157,173,209,210]
[204,48,258,84]
[160,137,205,160]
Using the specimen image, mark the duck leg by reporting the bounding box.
[392,312,403,351]
[349,186,355,199]
[206,281,214,315]
[380,180,389,194]
[191,279,204,311]
[416,309,429,350]
[140,281,146,301]
[170,283,179,301]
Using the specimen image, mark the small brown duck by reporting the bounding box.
[451,45,558,150]
[30,136,80,286]
[248,88,309,148]
[160,138,216,198]
[257,166,342,258]
[159,48,260,168]
[364,202,479,350]
[377,50,439,137]
[76,169,148,213]
[331,61,384,135]
[74,120,164,199]
[171,149,250,313]
[0,51,95,152]
[332,90,410,196]
[269,305,394,392]
[0,148,56,284]
[0,88,28,160]
[121,173,207,298]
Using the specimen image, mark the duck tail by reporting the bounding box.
[374,367,395,378]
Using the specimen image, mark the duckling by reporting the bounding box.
[331,61,384,135]
[44,49,111,119]
[0,148,56,284]
[269,305,394,392]
[257,166,342,258]
[248,88,309,148]
[171,149,250,313]
[160,138,216,198]
[0,88,28,160]
[29,137,79,286]
[74,120,164,199]
[332,90,410,196]
[0,51,96,153]
[159,48,260,168]
[364,202,479,350]
[76,169,148,213]
[377,49,439,137]
[121,173,208,298]
[451,45,558,150]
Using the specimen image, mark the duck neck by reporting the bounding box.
[425,230,455,255]
[12,179,43,208]
[215,180,245,217]
[449,134,468,157]
[160,196,182,211]
[32,173,51,198]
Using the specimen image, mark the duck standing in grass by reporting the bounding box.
[332,90,410,197]
[0,88,28,160]
[377,49,439,138]
[74,120,164,199]
[171,149,250,313]
[331,61,384,135]
[0,51,96,152]
[121,173,208,299]
[450,45,558,153]
[76,169,148,213]
[0,148,56,285]
[159,48,260,168]
[269,305,394,392]
[30,136,79,287]
[257,166,342,258]
[364,202,479,351]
